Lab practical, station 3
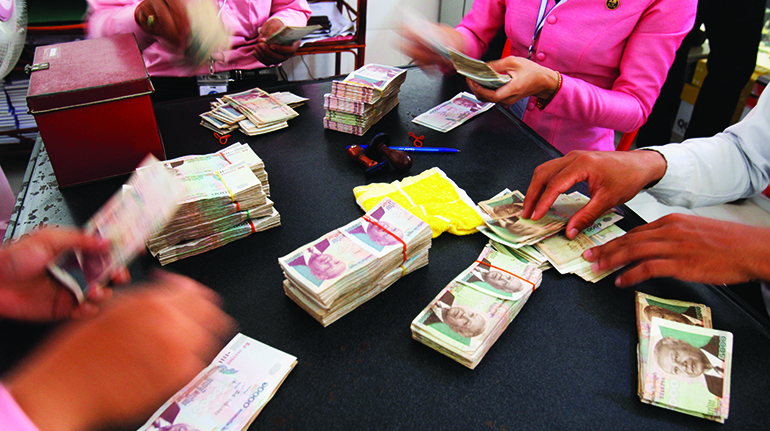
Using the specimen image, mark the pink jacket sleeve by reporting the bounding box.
[86,0,154,50]
[0,383,39,431]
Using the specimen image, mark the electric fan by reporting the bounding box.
[0,0,26,80]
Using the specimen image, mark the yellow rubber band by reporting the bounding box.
[215,171,235,202]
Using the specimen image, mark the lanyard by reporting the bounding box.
[528,0,567,59]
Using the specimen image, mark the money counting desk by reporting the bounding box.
[3,67,770,430]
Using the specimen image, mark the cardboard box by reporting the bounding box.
[27,33,165,187]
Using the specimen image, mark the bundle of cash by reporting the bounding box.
[147,144,281,264]
[279,197,432,326]
[634,292,732,423]
[223,87,298,128]
[138,333,297,431]
[411,245,542,369]
[184,0,231,67]
[201,90,306,135]
[48,155,185,302]
[448,49,511,89]
[265,24,323,45]
[329,64,407,104]
[476,189,625,282]
[412,92,495,133]
[324,64,407,135]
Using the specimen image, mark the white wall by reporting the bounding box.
[281,0,441,81]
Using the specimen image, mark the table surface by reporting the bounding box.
[3,68,770,430]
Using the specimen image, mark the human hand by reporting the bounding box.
[583,214,770,288]
[254,18,299,65]
[522,150,667,239]
[5,271,237,431]
[400,22,462,72]
[0,228,129,322]
[134,0,190,48]
[466,56,559,105]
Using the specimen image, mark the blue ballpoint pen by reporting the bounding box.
[353,145,460,153]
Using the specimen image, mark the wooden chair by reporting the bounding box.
[295,0,367,75]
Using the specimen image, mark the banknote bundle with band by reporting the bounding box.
[635,292,733,423]
[279,197,431,326]
[411,245,542,369]
[477,189,625,282]
[200,89,306,136]
[323,64,407,136]
[138,333,297,430]
[147,143,280,265]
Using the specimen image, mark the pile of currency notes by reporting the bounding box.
[279,197,431,326]
[477,189,625,282]
[635,292,733,423]
[411,244,542,369]
[138,333,297,430]
[323,64,407,136]
[412,92,495,133]
[147,143,280,265]
[200,89,306,136]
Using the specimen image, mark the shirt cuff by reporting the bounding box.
[0,383,40,431]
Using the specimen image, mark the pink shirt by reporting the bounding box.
[456,0,696,153]
[86,0,311,77]
[0,383,39,431]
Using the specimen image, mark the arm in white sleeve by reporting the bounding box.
[647,89,770,208]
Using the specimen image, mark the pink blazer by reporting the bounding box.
[457,0,696,153]
[87,0,311,77]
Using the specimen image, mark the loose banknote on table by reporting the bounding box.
[412,92,494,133]
[47,154,185,302]
[138,333,297,431]
[279,197,432,326]
[411,244,542,369]
[634,292,731,422]
[476,189,625,282]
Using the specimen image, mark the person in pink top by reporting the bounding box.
[402,0,697,154]
[0,228,235,431]
[86,0,311,100]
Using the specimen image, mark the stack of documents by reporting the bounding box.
[279,197,431,326]
[200,88,305,136]
[635,292,732,423]
[138,333,297,430]
[147,143,281,265]
[476,189,624,282]
[323,64,407,135]
[412,92,494,133]
[411,244,542,369]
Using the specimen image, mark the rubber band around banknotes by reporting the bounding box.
[408,132,424,147]
[362,214,407,264]
[215,171,236,202]
[474,260,536,293]
[247,219,257,233]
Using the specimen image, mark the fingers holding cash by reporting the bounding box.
[523,150,668,239]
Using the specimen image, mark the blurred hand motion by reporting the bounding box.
[5,271,237,431]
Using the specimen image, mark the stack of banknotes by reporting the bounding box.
[199,88,301,136]
[476,189,625,282]
[323,64,407,136]
[412,91,495,133]
[147,143,281,265]
[279,197,431,326]
[635,292,733,423]
[411,244,542,369]
[184,0,230,68]
[138,333,297,431]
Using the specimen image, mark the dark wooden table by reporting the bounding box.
[3,68,770,430]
